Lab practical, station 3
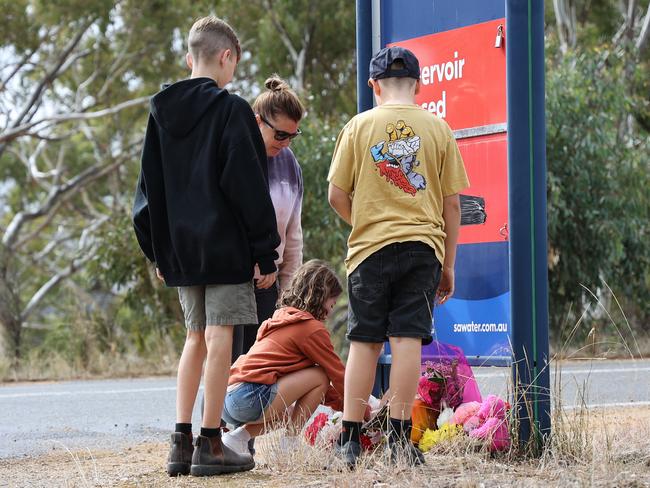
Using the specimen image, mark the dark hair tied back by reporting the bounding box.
[265,76,288,92]
[253,75,305,123]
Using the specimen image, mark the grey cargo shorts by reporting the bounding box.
[177,281,258,330]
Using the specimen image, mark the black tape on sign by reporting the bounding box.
[460,194,487,225]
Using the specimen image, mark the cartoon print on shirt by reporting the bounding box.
[370,120,426,196]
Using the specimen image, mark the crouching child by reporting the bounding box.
[220,260,346,454]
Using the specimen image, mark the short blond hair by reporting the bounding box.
[188,16,241,64]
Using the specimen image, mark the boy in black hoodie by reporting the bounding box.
[132,16,280,477]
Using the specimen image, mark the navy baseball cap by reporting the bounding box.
[369,46,420,81]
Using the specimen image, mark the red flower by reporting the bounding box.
[417,375,444,407]
[359,433,373,451]
[417,360,464,410]
[304,412,329,445]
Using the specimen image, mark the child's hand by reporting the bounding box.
[257,272,277,289]
[155,267,165,283]
[436,267,455,304]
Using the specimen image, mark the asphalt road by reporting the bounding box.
[1,360,648,459]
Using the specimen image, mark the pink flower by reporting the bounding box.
[451,401,481,426]
[469,417,511,451]
[477,395,507,421]
[417,360,464,409]
[417,375,444,407]
[463,415,481,433]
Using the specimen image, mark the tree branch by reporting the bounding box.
[626,0,638,30]
[27,139,59,180]
[553,0,578,54]
[0,95,150,144]
[3,141,140,249]
[96,40,140,101]
[264,0,299,62]
[636,2,650,52]
[0,48,38,93]
[0,26,60,93]
[20,251,96,322]
[0,19,96,159]
[20,209,110,322]
[9,19,95,130]
[13,200,64,250]
[31,231,76,263]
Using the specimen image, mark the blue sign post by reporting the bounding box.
[356,0,551,446]
[505,0,551,446]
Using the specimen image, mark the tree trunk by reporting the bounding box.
[553,0,578,54]
[0,248,23,366]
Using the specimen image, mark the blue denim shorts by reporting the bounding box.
[222,382,279,427]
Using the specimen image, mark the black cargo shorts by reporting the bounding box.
[347,241,442,345]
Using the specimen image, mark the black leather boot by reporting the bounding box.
[190,433,255,476]
[167,432,193,476]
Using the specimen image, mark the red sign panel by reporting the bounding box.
[389,19,506,131]
[457,133,508,245]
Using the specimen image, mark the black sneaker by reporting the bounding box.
[334,440,362,469]
[389,440,425,466]
[190,434,255,476]
[167,432,193,476]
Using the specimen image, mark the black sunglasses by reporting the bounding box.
[260,115,301,141]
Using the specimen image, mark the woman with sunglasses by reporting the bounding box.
[231,74,305,387]
[200,75,304,453]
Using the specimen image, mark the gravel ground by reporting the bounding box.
[2,406,649,488]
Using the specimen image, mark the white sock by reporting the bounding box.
[230,426,252,443]
[222,426,252,455]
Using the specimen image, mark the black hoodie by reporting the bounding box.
[132,77,280,286]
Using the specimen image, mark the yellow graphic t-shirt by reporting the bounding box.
[328,104,469,275]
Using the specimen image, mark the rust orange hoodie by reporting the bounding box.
[229,306,345,411]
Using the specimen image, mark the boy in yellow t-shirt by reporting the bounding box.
[327,46,469,467]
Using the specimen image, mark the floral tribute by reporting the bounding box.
[417,359,464,410]
[302,342,511,455]
[304,412,330,446]
[303,404,383,451]
[410,341,511,453]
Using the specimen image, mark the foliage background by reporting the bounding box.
[0,0,648,379]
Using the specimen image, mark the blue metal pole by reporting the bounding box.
[506,0,551,449]
[357,0,388,397]
[356,0,374,113]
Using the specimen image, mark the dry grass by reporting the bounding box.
[3,287,647,486]
[2,349,179,383]
[2,406,648,488]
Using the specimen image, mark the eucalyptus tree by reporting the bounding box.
[0,0,213,362]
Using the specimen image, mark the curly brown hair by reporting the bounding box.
[279,260,342,321]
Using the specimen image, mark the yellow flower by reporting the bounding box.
[418,424,463,452]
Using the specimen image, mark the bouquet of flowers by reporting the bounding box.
[453,395,511,452]
[411,341,485,446]
[303,402,383,451]
[304,406,342,447]
[304,411,332,445]
[417,359,464,410]
[418,423,464,452]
